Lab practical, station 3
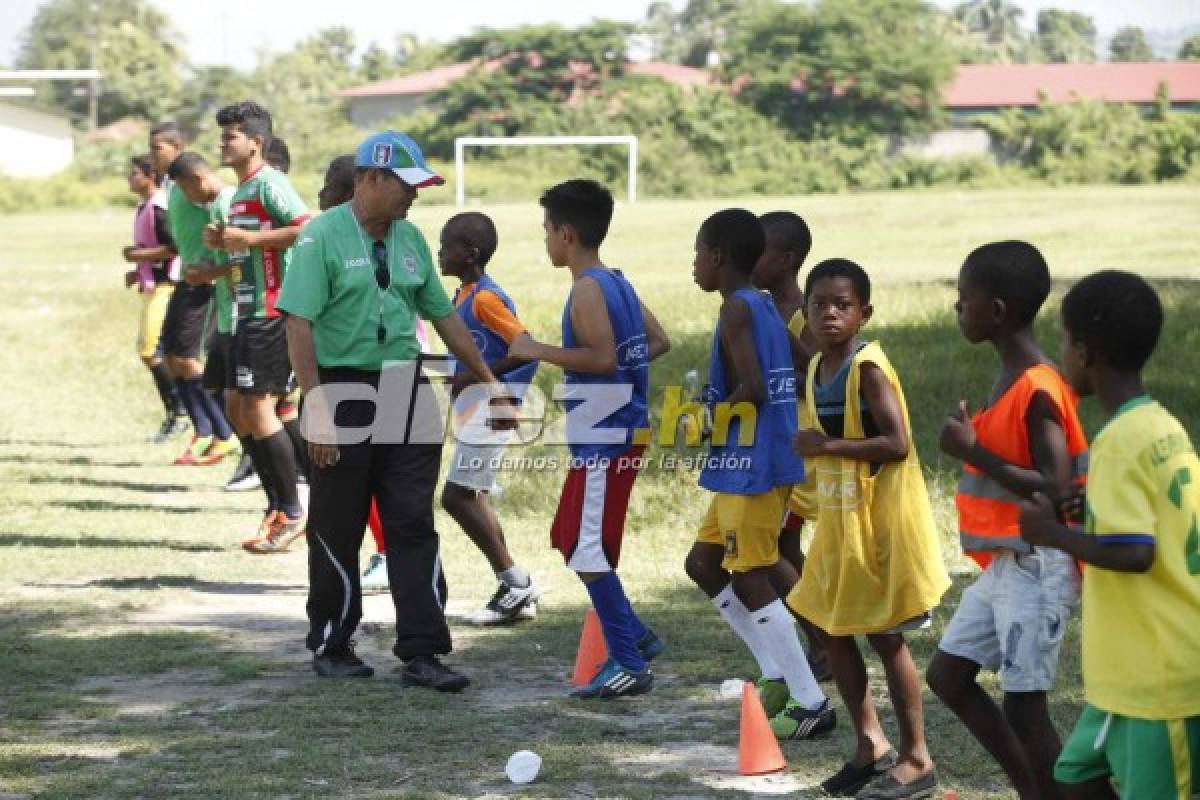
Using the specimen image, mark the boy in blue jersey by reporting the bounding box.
[438,211,542,625]
[685,209,834,738]
[507,179,670,698]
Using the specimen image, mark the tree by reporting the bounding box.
[675,0,770,67]
[174,65,255,140]
[242,27,363,172]
[15,0,185,126]
[1179,33,1200,61]
[392,34,450,75]
[360,44,396,83]
[642,1,683,62]
[723,0,957,137]
[419,21,634,155]
[1036,9,1097,63]
[1109,27,1155,62]
[953,0,1031,63]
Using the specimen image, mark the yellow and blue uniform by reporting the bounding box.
[696,289,806,572]
[1056,396,1200,799]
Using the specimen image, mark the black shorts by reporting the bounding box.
[203,332,233,391]
[232,316,291,395]
[161,284,214,359]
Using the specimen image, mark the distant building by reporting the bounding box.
[0,103,74,177]
[943,62,1200,114]
[338,60,711,129]
[905,62,1200,159]
[338,58,1200,161]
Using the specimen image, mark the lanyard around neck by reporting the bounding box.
[349,205,394,286]
[349,205,395,344]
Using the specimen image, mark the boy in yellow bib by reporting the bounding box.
[1019,271,1200,800]
[788,259,950,798]
[751,210,830,682]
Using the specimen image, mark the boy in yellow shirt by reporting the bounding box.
[1019,270,1200,799]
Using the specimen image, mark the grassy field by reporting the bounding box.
[0,184,1197,799]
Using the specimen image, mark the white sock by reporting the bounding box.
[713,583,781,680]
[498,566,530,588]
[753,599,826,710]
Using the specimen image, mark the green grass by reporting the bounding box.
[0,185,1197,799]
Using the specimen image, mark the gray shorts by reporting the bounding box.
[938,548,1079,692]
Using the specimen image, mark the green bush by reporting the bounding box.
[981,97,1200,185]
[0,171,132,213]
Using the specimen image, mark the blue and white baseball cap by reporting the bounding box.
[355,131,444,188]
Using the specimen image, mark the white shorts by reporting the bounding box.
[939,548,1080,692]
[444,401,513,492]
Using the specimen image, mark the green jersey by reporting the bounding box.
[277,203,455,370]
[208,187,235,334]
[167,182,210,268]
[227,165,309,321]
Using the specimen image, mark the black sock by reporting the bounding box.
[259,430,301,519]
[150,363,182,414]
[246,438,279,512]
[282,417,309,480]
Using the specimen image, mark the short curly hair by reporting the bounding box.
[1061,270,1162,371]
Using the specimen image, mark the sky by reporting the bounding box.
[2,0,1199,70]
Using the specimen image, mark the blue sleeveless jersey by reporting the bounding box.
[699,288,806,494]
[562,267,649,461]
[454,274,539,393]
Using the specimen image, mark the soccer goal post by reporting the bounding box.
[453,135,638,207]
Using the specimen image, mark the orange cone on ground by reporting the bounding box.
[570,608,608,686]
[738,681,787,776]
[943,792,960,800]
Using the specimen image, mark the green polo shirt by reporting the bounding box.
[166,182,210,267]
[277,203,454,370]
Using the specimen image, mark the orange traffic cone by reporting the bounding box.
[942,792,960,800]
[738,681,786,776]
[570,608,609,686]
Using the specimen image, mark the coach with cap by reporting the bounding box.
[278,131,511,689]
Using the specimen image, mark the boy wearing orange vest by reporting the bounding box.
[927,241,1088,800]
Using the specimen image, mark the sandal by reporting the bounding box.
[820,749,898,797]
[855,768,938,799]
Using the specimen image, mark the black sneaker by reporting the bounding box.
[465,578,541,625]
[313,646,374,678]
[224,453,260,492]
[150,411,188,444]
[401,655,469,692]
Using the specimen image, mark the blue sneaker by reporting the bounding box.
[569,660,653,699]
[637,629,665,661]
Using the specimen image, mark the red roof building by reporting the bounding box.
[943,62,1200,110]
[338,59,710,127]
[338,60,1200,129]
